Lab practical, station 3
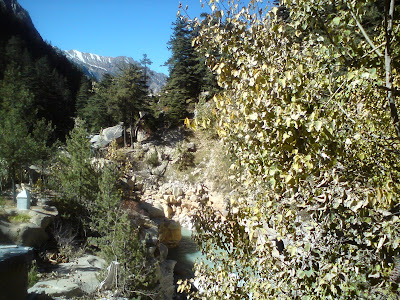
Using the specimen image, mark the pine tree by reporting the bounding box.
[161,18,218,126]
[140,53,153,90]
[0,66,37,201]
[75,77,93,117]
[81,73,114,132]
[52,119,99,228]
[106,64,149,145]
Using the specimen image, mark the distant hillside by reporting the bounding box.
[62,49,168,95]
[0,0,87,138]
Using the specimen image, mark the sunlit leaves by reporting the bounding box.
[184,0,400,299]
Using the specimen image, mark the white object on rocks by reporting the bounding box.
[99,261,120,291]
[16,190,31,210]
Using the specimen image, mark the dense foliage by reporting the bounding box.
[0,4,86,138]
[182,0,400,299]
[52,121,158,297]
[0,2,88,192]
[78,63,155,141]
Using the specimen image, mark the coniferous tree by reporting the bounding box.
[106,64,149,145]
[90,161,157,296]
[0,65,53,200]
[75,77,93,117]
[161,17,219,126]
[52,119,99,230]
[81,73,114,132]
[140,53,153,88]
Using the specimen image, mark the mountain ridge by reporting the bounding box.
[62,49,168,95]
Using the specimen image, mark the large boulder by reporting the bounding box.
[140,202,165,218]
[29,255,106,297]
[0,206,58,247]
[91,123,124,148]
[158,260,177,300]
[159,220,181,248]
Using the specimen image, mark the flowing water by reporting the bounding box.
[167,227,203,279]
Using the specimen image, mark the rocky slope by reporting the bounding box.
[0,0,41,38]
[62,49,168,94]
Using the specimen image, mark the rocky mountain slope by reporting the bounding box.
[0,0,40,38]
[62,49,168,94]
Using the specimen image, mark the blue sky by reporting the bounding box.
[18,0,212,75]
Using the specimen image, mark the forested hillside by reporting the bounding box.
[0,0,87,138]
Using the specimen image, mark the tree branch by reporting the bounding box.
[349,9,383,58]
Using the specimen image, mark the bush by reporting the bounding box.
[50,219,84,259]
[146,150,160,168]
[28,261,39,288]
[174,142,195,171]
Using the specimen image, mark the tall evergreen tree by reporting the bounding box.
[140,53,152,87]
[161,18,218,126]
[51,118,99,229]
[106,64,149,145]
[81,73,114,132]
[0,65,52,201]
[75,77,93,116]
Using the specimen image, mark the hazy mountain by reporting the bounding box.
[62,49,168,95]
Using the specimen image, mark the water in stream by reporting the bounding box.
[167,227,203,279]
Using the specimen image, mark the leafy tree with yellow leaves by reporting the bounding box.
[181,0,400,298]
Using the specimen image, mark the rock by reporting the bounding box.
[172,187,184,198]
[141,222,159,247]
[91,123,124,148]
[140,202,165,218]
[187,142,196,152]
[159,220,181,248]
[175,207,182,216]
[167,195,175,205]
[17,224,49,248]
[163,204,173,219]
[136,128,148,142]
[29,279,83,297]
[176,196,183,205]
[29,254,105,297]
[158,260,177,300]
[28,210,54,228]
[158,243,169,261]
[0,206,57,247]
[127,176,136,188]
[189,195,198,202]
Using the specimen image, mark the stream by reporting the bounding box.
[167,227,203,279]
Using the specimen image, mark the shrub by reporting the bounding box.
[146,150,160,168]
[8,213,30,223]
[28,261,39,288]
[174,142,195,171]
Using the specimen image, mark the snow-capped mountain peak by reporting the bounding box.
[62,49,167,94]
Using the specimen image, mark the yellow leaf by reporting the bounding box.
[315,121,322,131]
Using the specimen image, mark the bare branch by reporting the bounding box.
[348,8,383,57]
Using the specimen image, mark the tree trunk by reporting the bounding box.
[11,168,16,203]
[130,123,134,148]
[385,0,400,138]
[123,124,127,147]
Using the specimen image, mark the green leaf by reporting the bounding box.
[332,17,341,26]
